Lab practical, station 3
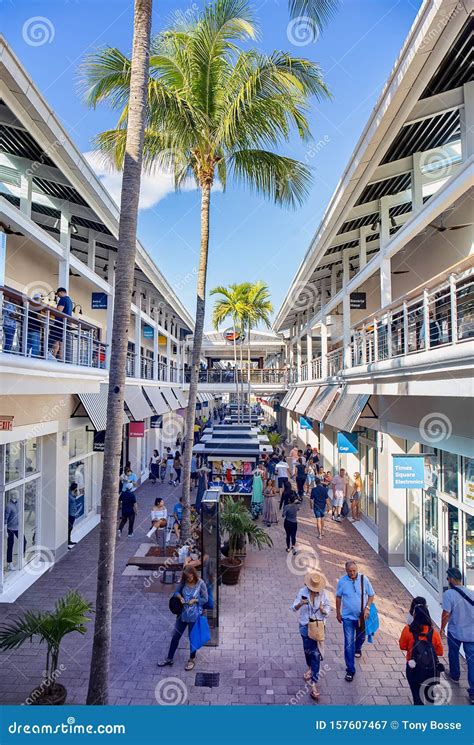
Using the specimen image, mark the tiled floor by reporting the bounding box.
[0,477,469,706]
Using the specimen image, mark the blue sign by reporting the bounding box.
[393,455,425,488]
[91,292,107,309]
[143,325,154,339]
[299,416,312,430]
[337,431,358,454]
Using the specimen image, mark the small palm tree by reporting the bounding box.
[220,495,272,558]
[242,281,273,422]
[80,0,329,543]
[211,282,250,422]
[0,591,93,698]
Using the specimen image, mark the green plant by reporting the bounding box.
[0,591,93,694]
[220,495,273,558]
[266,431,282,449]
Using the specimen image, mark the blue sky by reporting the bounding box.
[2,0,422,321]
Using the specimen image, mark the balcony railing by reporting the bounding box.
[184,368,288,385]
[1,287,106,369]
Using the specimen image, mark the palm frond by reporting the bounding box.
[288,0,339,38]
[228,149,312,208]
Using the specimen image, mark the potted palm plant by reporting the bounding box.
[0,591,93,705]
[220,496,272,585]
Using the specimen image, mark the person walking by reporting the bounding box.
[173,451,182,485]
[336,560,375,681]
[165,447,175,485]
[331,468,347,521]
[350,472,362,521]
[68,482,79,549]
[262,478,278,527]
[282,495,300,555]
[149,450,160,484]
[279,480,295,511]
[158,566,208,671]
[305,460,317,495]
[190,454,198,490]
[399,603,443,705]
[118,481,137,537]
[310,478,329,539]
[4,491,26,570]
[441,566,474,704]
[251,464,265,519]
[275,456,290,494]
[295,458,307,499]
[292,571,330,701]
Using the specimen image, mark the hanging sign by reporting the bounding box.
[143,325,154,339]
[129,421,145,438]
[299,416,312,430]
[91,292,108,310]
[350,292,366,310]
[393,455,425,488]
[150,415,162,429]
[93,430,105,452]
[337,431,358,454]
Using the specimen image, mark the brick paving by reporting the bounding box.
[0,477,469,706]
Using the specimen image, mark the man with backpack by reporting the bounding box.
[441,566,474,705]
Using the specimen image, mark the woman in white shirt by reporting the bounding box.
[150,497,167,531]
[292,571,330,701]
[149,450,160,484]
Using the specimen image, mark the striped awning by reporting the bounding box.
[286,388,305,412]
[325,389,371,433]
[78,384,129,431]
[172,388,188,408]
[160,387,181,411]
[143,386,170,416]
[124,385,154,421]
[294,386,320,416]
[306,385,340,423]
[280,390,292,407]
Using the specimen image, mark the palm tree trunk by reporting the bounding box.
[239,333,244,422]
[247,321,251,423]
[232,318,239,421]
[181,182,211,543]
[86,0,152,706]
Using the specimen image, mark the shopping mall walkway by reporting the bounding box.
[0,479,469,706]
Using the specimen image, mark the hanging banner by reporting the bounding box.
[129,421,145,438]
[93,430,105,452]
[143,325,154,339]
[150,415,162,429]
[350,292,366,310]
[337,431,358,454]
[393,455,425,488]
[91,292,108,310]
[299,416,312,430]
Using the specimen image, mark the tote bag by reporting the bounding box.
[190,615,211,652]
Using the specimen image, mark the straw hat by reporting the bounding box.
[304,571,326,593]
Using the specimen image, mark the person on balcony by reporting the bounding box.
[50,287,73,360]
[27,294,44,357]
[2,298,17,353]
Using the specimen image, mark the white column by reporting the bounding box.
[461,81,474,158]
[380,254,392,307]
[19,173,32,218]
[342,249,350,287]
[306,331,313,370]
[58,212,70,290]
[87,230,96,271]
[153,324,159,380]
[331,264,337,297]
[0,231,6,286]
[379,196,391,250]
[135,312,141,378]
[166,333,171,382]
[412,152,423,212]
[342,293,351,369]
[320,320,328,379]
[359,226,368,269]
[296,335,302,380]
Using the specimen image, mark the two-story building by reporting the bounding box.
[273,1,473,608]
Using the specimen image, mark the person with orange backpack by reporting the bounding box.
[399,600,443,705]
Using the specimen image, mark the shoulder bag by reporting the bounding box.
[358,575,366,633]
[307,594,325,642]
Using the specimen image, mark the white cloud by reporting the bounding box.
[83,150,197,210]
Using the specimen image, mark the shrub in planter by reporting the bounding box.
[0,591,93,705]
[220,496,272,585]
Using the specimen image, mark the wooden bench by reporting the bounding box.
[127,556,182,570]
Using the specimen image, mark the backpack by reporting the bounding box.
[411,629,437,684]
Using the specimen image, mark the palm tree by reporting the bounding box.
[80,0,329,542]
[80,0,153,705]
[289,0,339,38]
[242,281,273,421]
[211,282,250,422]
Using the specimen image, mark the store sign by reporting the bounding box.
[150,415,162,429]
[93,430,105,452]
[91,292,108,310]
[393,455,425,488]
[0,416,14,431]
[350,292,366,310]
[129,421,145,438]
[337,431,358,454]
[143,325,154,339]
[299,416,312,430]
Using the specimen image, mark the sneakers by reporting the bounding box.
[444,672,459,684]
[157,659,174,667]
[127,533,134,537]
[292,548,297,555]
[117,530,121,538]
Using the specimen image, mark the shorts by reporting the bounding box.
[313,507,325,519]
[332,494,344,508]
[306,475,315,485]
[278,476,289,488]
[351,491,360,501]
[191,471,198,480]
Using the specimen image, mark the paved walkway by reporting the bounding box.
[0,478,469,706]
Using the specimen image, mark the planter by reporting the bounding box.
[220,557,243,585]
[29,683,67,706]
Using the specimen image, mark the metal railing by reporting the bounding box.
[184,368,288,385]
[327,348,343,377]
[0,288,106,369]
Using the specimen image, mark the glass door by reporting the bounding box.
[439,501,460,593]
[422,489,439,591]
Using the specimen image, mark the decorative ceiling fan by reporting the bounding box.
[0,221,23,236]
[429,217,473,233]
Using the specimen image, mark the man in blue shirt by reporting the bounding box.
[336,561,375,681]
[310,478,329,540]
[173,497,184,539]
[441,566,474,704]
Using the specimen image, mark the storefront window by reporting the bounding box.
[422,491,439,590]
[446,503,460,573]
[5,441,23,483]
[69,461,86,520]
[406,490,421,570]
[25,438,39,476]
[465,513,474,590]
[69,428,93,460]
[3,488,23,573]
[462,457,474,508]
[440,451,459,498]
[24,480,38,554]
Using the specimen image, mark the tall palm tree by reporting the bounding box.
[242,281,273,422]
[289,0,339,37]
[211,282,250,422]
[80,0,329,542]
[81,0,153,705]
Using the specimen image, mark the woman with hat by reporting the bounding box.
[292,571,330,701]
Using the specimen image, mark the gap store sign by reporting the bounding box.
[337,431,358,454]
[393,455,425,488]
